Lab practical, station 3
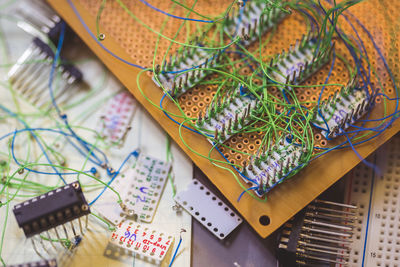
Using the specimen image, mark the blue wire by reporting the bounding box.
[49,22,108,167]
[361,155,376,267]
[89,149,140,206]
[168,237,182,267]
[138,0,215,23]
[66,0,146,69]
[11,129,67,183]
[160,93,213,137]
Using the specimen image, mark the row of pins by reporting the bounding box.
[278,199,357,266]
[7,39,81,109]
[327,89,378,138]
[318,75,359,112]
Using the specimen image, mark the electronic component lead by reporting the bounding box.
[196,84,262,143]
[278,199,357,266]
[269,33,333,89]
[243,138,309,196]
[153,46,222,98]
[7,38,83,109]
[224,1,289,44]
[312,77,377,138]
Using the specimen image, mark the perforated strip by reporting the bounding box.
[174,178,242,239]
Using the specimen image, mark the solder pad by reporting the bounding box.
[49,0,400,238]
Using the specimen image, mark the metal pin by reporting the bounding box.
[62,224,69,239]
[78,217,84,236]
[349,108,354,121]
[292,70,297,83]
[302,226,352,238]
[298,240,349,253]
[70,221,77,237]
[85,215,88,229]
[298,253,348,265]
[184,72,189,86]
[303,219,353,231]
[285,74,290,85]
[227,118,232,132]
[39,236,51,255]
[220,126,226,140]
[31,238,45,259]
[46,231,57,251]
[242,161,247,172]
[306,211,356,222]
[300,233,352,245]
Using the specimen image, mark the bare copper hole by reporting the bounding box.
[321,140,327,146]
[199,92,205,97]
[315,134,321,140]
[191,106,198,112]
[249,145,255,150]
[237,144,243,149]
[255,140,261,145]
[243,139,249,144]
[186,112,191,117]
[236,154,242,160]
[205,97,211,103]
[193,96,199,102]
[187,101,192,106]
[231,137,237,143]
[376,97,381,103]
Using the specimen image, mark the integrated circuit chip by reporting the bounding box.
[13,181,90,237]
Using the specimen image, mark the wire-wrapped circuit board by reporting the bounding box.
[50,0,400,237]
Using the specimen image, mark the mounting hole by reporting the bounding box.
[259,215,270,226]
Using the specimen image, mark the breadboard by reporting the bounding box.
[344,134,400,267]
[48,0,400,238]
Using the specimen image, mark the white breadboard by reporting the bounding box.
[124,155,171,223]
[97,90,137,144]
[108,220,174,265]
[95,154,171,224]
[342,134,400,267]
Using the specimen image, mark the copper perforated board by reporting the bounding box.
[50,0,400,238]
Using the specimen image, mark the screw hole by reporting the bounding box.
[259,215,270,226]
